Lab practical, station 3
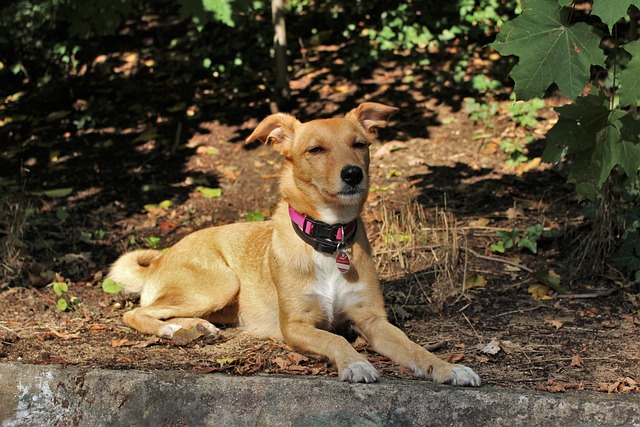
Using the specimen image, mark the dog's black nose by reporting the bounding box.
[341,166,363,186]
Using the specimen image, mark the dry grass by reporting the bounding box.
[371,201,468,312]
[0,198,32,288]
[568,194,619,282]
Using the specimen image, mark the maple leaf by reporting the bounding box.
[592,0,640,31]
[618,40,640,107]
[490,0,606,100]
[545,94,640,200]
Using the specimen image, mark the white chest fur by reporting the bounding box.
[311,251,364,326]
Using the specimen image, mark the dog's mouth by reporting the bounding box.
[336,185,366,202]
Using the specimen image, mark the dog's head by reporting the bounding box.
[247,102,398,223]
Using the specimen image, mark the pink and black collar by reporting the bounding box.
[288,206,357,254]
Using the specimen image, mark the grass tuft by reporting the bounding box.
[372,201,468,313]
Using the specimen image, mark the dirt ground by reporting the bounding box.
[1,49,639,395]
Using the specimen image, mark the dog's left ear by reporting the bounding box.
[348,102,399,133]
[246,113,299,153]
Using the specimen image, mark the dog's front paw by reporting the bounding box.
[158,323,182,339]
[444,365,481,387]
[340,361,380,383]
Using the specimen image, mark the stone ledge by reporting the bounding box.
[0,363,638,426]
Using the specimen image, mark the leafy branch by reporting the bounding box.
[491,0,640,279]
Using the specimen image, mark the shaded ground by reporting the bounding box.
[1,29,639,394]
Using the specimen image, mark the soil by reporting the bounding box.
[1,44,639,395]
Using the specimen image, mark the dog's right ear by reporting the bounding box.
[246,113,299,154]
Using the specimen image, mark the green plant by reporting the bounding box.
[52,280,81,311]
[246,211,265,222]
[491,224,559,254]
[465,98,499,128]
[145,236,161,249]
[501,136,534,166]
[466,96,543,166]
[504,98,546,128]
[490,0,640,278]
[101,278,123,294]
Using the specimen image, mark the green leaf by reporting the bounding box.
[196,186,222,199]
[592,0,640,31]
[496,227,519,249]
[80,231,93,244]
[490,0,606,100]
[53,282,68,296]
[517,238,538,254]
[246,211,264,222]
[46,110,71,122]
[617,113,640,178]
[145,236,161,248]
[618,40,640,106]
[43,187,73,198]
[56,298,69,311]
[542,227,561,239]
[102,278,123,294]
[525,224,544,240]
[612,233,640,269]
[490,240,505,254]
[179,0,235,28]
[56,208,70,222]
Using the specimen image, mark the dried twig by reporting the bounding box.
[554,288,618,299]
[462,247,533,273]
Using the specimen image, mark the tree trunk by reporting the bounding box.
[271,0,290,113]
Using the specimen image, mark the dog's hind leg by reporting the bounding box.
[123,264,240,340]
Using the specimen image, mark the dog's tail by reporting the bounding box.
[107,250,163,294]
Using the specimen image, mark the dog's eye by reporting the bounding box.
[308,146,325,154]
[353,141,368,149]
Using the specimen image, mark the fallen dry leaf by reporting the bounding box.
[446,353,465,363]
[464,272,487,290]
[597,377,639,394]
[479,338,502,355]
[546,319,564,330]
[467,217,491,227]
[132,337,161,348]
[540,380,585,393]
[49,330,81,340]
[110,339,132,348]
[528,284,553,300]
[570,354,584,368]
[272,356,289,369]
[515,157,541,175]
[288,352,309,364]
[506,205,524,219]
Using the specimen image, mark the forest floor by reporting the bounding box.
[0,40,639,395]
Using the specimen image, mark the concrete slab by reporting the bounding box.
[0,363,638,426]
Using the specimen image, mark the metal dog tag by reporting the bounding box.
[335,244,351,274]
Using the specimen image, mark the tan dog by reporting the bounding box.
[108,102,480,386]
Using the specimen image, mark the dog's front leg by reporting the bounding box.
[282,321,380,383]
[355,314,481,387]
